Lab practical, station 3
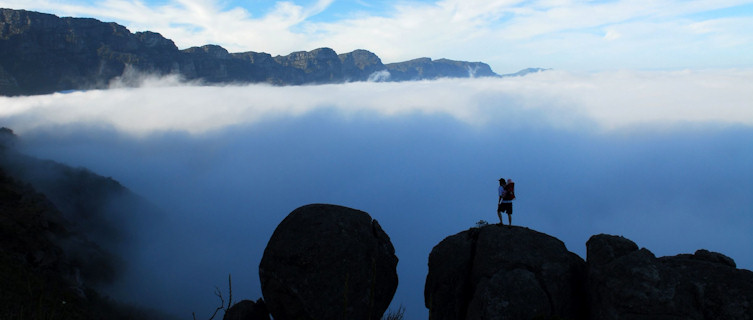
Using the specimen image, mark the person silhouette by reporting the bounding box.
[497,178,515,225]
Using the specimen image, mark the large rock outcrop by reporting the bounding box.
[425,225,587,320]
[426,226,753,320]
[587,234,753,320]
[259,204,398,320]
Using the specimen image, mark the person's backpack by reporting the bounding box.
[502,182,516,201]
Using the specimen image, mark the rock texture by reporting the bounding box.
[425,225,587,320]
[259,204,398,320]
[385,58,497,81]
[338,49,386,81]
[0,8,512,96]
[0,9,180,95]
[587,234,753,320]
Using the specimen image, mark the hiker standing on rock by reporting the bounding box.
[497,178,516,225]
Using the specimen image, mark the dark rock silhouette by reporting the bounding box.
[426,227,753,320]
[0,8,520,96]
[259,204,398,320]
[587,234,753,320]
[425,225,587,320]
[223,299,270,320]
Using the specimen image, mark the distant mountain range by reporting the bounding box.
[0,8,546,96]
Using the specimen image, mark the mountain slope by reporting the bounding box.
[0,128,173,319]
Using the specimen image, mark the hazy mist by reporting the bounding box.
[1,70,752,319]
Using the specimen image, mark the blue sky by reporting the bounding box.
[2,0,753,72]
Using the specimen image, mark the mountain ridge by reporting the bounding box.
[0,8,540,96]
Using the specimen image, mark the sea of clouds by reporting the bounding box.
[2,69,752,319]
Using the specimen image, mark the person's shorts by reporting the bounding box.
[498,202,513,215]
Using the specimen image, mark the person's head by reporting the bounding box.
[499,178,506,186]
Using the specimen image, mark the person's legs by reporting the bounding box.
[506,203,513,225]
[497,204,504,224]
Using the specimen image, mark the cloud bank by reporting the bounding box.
[2,69,753,136]
[1,0,752,71]
[2,70,753,319]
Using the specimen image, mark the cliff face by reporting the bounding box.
[0,8,503,96]
[425,226,753,320]
[0,9,181,95]
[338,49,386,81]
[385,58,498,81]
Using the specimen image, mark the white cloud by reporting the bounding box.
[1,69,752,136]
[603,29,621,41]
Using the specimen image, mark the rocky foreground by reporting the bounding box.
[426,225,753,320]
[225,204,752,320]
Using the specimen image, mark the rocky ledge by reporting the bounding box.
[425,225,753,320]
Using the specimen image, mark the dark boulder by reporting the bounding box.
[424,228,477,320]
[258,204,398,320]
[425,225,587,320]
[587,234,753,320]
[223,299,270,320]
